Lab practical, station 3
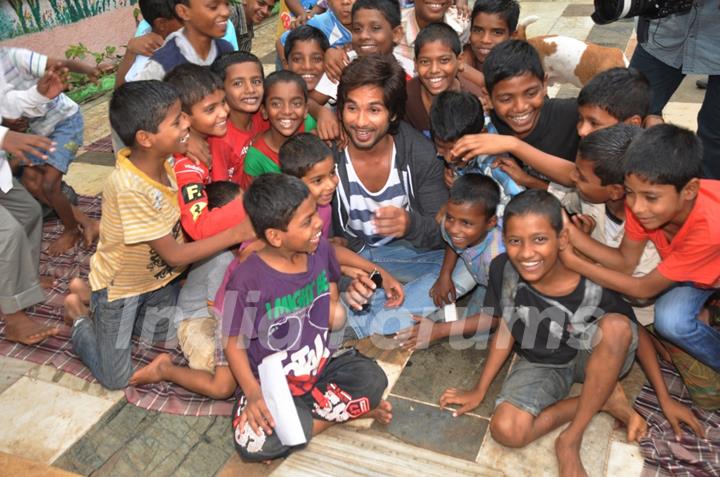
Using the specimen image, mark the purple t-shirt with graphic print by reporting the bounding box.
[222,238,341,396]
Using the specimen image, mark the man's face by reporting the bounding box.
[286,40,325,92]
[244,0,274,25]
[571,156,613,204]
[469,12,511,67]
[416,40,459,96]
[351,8,399,56]
[179,0,230,38]
[189,89,229,137]
[624,174,692,231]
[223,61,263,114]
[488,72,546,138]
[341,84,391,150]
[577,104,619,138]
[444,201,495,249]
[504,212,566,285]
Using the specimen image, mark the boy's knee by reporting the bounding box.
[654,310,694,340]
[489,411,530,448]
[597,314,633,346]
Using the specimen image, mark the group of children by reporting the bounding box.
[0,0,717,474]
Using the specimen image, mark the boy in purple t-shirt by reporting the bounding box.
[223,174,391,462]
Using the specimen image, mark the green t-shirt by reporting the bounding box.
[244,115,317,178]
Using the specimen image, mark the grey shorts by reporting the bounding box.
[495,319,638,417]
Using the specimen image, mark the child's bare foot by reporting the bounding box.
[80,220,100,247]
[68,277,91,303]
[3,311,60,345]
[47,227,82,256]
[39,275,56,289]
[366,399,393,425]
[555,431,588,477]
[63,293,89,326]
[129,353,172,386]
[602,383,647,442]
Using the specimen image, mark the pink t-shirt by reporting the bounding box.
[319,203,332,239]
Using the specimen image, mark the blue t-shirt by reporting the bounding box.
[280,10,351,47]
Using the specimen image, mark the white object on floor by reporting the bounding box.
[259,352,307,446]
[444,303,458,323]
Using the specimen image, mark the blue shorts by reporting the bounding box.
[28,111,84,174]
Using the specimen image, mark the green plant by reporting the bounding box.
[63,43,121,102]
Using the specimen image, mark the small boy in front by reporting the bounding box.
[224,174,391,461]
[64,81,249,390]
[440,190,702,476]
[564,125,720,373]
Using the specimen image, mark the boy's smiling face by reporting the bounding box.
[504,212,568,285]
[488,71,546,138]
[416,40,459,96]
[577,104,620,138]
[444,200,496,249]
[624,174,698,231]
[328,0,354,26]
[414,0,450,25]
[277,195,324,253]
[144,99,191,155]
[571,156,614,204]
[286,40,325,92]
[244,0,274,25]
[351,8,401,56]
[469,12,512,67]
[189,89,229,137]
[302,156,339,206]
[178,0,230,39]
[224,62,263,115]
[262,80,307,138]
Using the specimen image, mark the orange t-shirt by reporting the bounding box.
[624,179,720,288]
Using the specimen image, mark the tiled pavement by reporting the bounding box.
[0,2,708,476]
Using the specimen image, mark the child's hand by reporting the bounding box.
[429,274,456,306]
[570,214,596,235]
[241,390,276,436]
[313,107,341,142]
[340,265,367,279]
[451,133,513,162]
[186,132,212,166]
[443,166,455,189]
[1,130,55,163]
[373,206,409,238]
[439,387,484,417]
[324,46,349,83]
[86,63,114,84]
[343,274,376,311]
[37,64,69,99]
[128,32,165,57]
[380,270,404,308]
[1,117,29,133]
[453,0,470,19]
[231,218,256,244]
[492,156,535,188]
[328,236,349,247]
[660,398,705,441]
[289,10,311,28]
[394,315,439,350]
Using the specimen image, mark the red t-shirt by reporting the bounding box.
[208,112,268,188]
[624,179,720,287]
[173,154,247,241]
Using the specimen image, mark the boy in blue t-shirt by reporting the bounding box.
[224,174,391,462]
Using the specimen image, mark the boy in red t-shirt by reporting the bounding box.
[209,52,269,189]
[562,125,720,372]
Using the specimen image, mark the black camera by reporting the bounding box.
[591,0,693,25]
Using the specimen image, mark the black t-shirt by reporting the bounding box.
[484,254,635,364]
[491,97,580,178]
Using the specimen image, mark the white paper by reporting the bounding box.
[258,352,307,446]
[444,302,458,322]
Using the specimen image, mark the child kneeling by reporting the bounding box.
[224,174,391,462]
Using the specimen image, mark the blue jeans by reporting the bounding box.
[654,284,720,372]
[71,282,180,389]
[345,244,482,337]
[630,44,720,179]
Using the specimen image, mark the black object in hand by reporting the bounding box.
[358,270,383,314]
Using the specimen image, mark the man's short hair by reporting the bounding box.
[337,54,407,135]
[623,124,703,191]
[244,174,310,240]
[206,181,241,209]
[263,70,308,103]
[578,68,650,121]
[280,133,333,178]
[504,189,563,235]
[430,91,485,142]
[140,0,175,25]
[211,51,264,81]
[578,124,642,186]
[414,22,462,58]
[110,80,179,147]
[483,39,544,94]
[164,64,224,113]
[284,25,330,60]
[351,0,401,28]
[470,0,520,32]
[449,174,501,217]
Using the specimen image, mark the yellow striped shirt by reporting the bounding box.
[89,148,186,301]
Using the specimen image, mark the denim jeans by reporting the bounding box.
[653,283,720,372]
[71,282,181,389]
[345,243,482,338]
[630,44,720,179]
